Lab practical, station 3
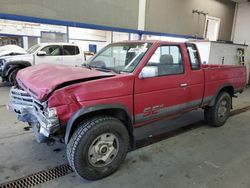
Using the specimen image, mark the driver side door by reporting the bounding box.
[35,45,63,65]
[134,44,188,125]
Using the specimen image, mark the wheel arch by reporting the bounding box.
[3,61,32,77]
[64,104,134,148]
[208,84,234,107]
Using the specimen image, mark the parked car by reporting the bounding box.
[0,44,27,57]
[0,43,85,85]
[8,40,246,180]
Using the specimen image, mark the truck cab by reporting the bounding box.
[29,43,84,66]
[134,42,205,124]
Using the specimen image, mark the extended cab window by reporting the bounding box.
[63,45,80,55]
[186,43,200,70]
[146,45,184,76]
[41,45,62,56]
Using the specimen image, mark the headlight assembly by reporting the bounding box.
[46,107,57,118]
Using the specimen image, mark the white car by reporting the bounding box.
[0,45,27,57]
[0,43,85,85]
[4,43,84,66]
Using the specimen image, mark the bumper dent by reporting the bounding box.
[8,87,60,138]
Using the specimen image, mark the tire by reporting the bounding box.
[67,116,129,180]
[8,68,21,86]
[204,92,232,127]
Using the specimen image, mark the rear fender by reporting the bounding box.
[208,84,234,107]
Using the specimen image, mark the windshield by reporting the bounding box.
[27,44,41,54]
[85,42,152,73]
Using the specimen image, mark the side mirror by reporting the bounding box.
[139,66,158,79]
[37,51,47,56]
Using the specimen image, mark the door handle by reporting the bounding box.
[180,83,188,87]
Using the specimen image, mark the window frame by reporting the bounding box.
[144,44,185,77]
[40,45,63,56]
[62,45,80,56]
[186,43,201,70]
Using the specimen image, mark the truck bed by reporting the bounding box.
[202,64,246,100]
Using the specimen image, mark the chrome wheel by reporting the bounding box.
[218,99,229,121]
[88,133,119,168]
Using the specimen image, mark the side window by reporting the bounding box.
[146,45,184,76]
[186,44,200,70]
[40,45,62,56]
[63,45,80,56]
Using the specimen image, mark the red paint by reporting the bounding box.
[16,41,247,127]
[16,63,115,101]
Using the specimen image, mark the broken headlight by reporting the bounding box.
[46,107,57,118]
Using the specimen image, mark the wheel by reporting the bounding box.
[204,92,231,127]
[67,116,129,180]
[8,68,21,86]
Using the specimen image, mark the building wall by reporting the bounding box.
[233,2,250,82]
[233,2,250,63]
[0,18,133,52]
[0,19,67,37]
[0,0,235,40]
[145,0,235,40]
[0,0,139,29]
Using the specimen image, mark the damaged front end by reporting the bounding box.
[7,86,60,143]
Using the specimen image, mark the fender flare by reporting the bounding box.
[3,61,32,77]
[64,104,133,144]
[208,84,234,107]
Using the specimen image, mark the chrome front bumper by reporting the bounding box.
[8,87,60,137]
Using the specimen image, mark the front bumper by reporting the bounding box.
[7,87,60,138]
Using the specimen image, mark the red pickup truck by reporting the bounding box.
[8,41,246,180]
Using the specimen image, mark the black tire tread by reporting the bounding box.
[8,68,21,86]
[204,92,231,127]
[67,115,129,180]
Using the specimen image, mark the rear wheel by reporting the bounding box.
[8,68,21,86]
[204,92,231,127]
[67,116,129,180]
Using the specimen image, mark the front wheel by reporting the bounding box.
[204,92,232,127]
[67,116,129,180]
[8,68,21,86]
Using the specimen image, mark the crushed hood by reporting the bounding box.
[3,53,33,62]
[16,64,115,101]
[0,45,27,57]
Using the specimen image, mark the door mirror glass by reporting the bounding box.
[139,66,158,79]
[37,51,47,56]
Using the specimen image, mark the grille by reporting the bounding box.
[0,164,73,188]
[10,87,43,111]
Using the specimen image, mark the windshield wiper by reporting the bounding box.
[82,63,92,69]
[82,63,120,74]
[95,67,120,74]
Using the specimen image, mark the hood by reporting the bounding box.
[16,64,115,101]
[3,54,33,62]
[0,45,27,57]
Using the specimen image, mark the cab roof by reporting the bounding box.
[113,40,187,45]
